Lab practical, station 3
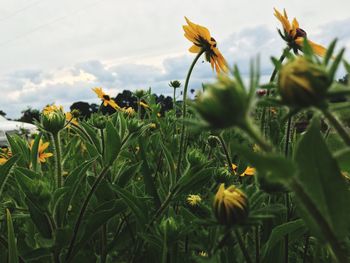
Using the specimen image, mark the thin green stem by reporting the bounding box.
[260,47,291,133]
[66,166,110,262]
[255,226,260,263]
[52,132,63,189]
[217,135,236,174]
[177,50,205,178]
[173,87,176,109]
[234,229,253,263]
[241,120,273,153]
[302,235,310,263]
[321,108,350,147]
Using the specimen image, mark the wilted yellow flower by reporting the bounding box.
[213,184,249,225]
[183,17,228,74]
[240,166,256,177]
[274,8,326,56]
[187,194,202,206]
[231,163,238,173]
[30,140,53,163]
[92,87,120,110]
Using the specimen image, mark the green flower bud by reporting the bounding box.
[160,217,179,242]
[187,148,206,170]
[278,56,330,108]
[169,80,181,89]
[207,135,219,148]
[41,105,66,134]
[134,89,146,99]
[32,180,51,210]
[214,167,232,184]
[195,75,248,129]
[127,119,142,133]
[213,184,249,226]
[90,113,107,129]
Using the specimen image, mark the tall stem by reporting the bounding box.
[260,47,290,133]
[177,50,205,178]
[234,229,253,263]
[321,108,350,147]
[173,88,176,109]
[52,132,62,189]
[241,119,273,153]
[217,135,236,174]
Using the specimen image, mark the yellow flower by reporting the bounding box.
[30,139,53,163]
[231,163,238,173]
[187,194,202,206]
[43,104,63,117]
[253,144,260,153]
[65,112,79,126]
[139,101,149,109]
[240,166,256,177]
[183,17,228,74]
[0,148,12,165]
[157,113,161,118]
[199,251,208,257]
[92,87,120,110]
[213,184,249,225]
[274,8,326,56]
[123,107,136,116]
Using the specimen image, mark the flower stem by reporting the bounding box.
[177,50,205,178]
[65,166,110,262]
[52,132,62,189]
[260,47,290,133]
[216,135,236,174]
[241,119,273,153]
[321,108,350,147]
[234,229,253,263]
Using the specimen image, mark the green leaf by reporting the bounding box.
[293,117,350,240]
[262,219,306,260]
[0,155,20,199]
[112,185,149,227]
[323,39,337,67]
[104,121,121,165]
[329,48,345,81]
[159,141,176,189]
[6,209,19,263]
[114,161,142,187]
[30,133,42,172]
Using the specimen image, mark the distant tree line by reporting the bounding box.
[1,90,173,124]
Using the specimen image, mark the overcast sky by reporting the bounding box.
[1,0,350,118]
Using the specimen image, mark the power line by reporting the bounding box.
[0,0,46,23]
[0,0,108,47]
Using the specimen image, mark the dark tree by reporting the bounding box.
[17,107,40,124]
[70,101,92,119]
[0,110,6,117]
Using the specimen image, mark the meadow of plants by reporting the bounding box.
[1,8,350,263]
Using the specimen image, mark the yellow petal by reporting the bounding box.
[274,8,291,33]
[189,45,201,53]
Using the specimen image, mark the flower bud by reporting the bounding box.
[160,217,179,241]
[194,75,248,129]
[213,184,249,226]
[134,89,146,99]
[41,105,66,134]
[90,113,107,129]
[127,119,142,133]
[278,57,330,108]
[213,167,232,184]
[169,80,181,89]
[207,135,219,148]
[187,148,206,170]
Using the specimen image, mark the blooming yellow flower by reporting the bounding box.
[30,139,53,163]
[274,8,326,56]
[123,107,136,116]
[240,166,256,177]
[43,104,63,117]
[187,194,202,206]
[92,87,120,110]
[65,112,79,126]
[0,148,12,165]
[183,17,228,74]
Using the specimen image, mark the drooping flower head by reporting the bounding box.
[92,87,120,110]
[30,139,53,163]
[183,17,228,73]
[213,184,249,225]
[274,8,326,56]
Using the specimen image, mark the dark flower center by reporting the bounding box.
[295,28,307,39]
[103,95,111,101]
